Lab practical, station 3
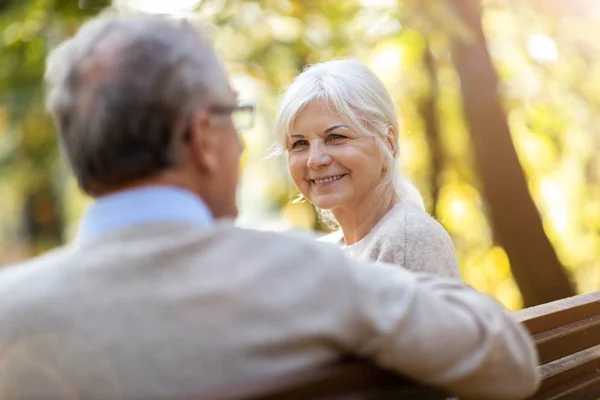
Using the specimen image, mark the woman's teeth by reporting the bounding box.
[314,174,345,184]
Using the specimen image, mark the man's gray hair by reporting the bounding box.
[45,10,231,195]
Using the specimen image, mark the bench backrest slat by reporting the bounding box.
[513,292,600,334]
[532,314,600,364]
[512,291,600,399]
[531,343,600,399]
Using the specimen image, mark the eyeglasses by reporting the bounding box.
[210,104,255,131]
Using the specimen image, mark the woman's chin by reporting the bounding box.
[311,195,347,211]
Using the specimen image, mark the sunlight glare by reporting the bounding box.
[539,178,569,235]
[114,0,202,15]
[359,0,397,9]
[369,43,403,83]
[527,33,558,63]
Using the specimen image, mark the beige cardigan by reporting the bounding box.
[0,222,538,399]
[320,203,461,279]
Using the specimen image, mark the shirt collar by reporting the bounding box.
[76,186,214,243]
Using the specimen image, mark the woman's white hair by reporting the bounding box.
[273,59,425,213]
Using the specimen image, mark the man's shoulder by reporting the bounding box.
[0,246,72,304]
[0,246,71,278]
[2,223,345,266]
[211,223,347,261]
[0,224,356,294]
[317,230,344,245]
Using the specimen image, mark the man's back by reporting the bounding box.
[0,222,539,400]
[0,223,359,399]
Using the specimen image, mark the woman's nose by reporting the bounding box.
[306,144,332,169]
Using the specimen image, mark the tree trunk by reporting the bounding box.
[447,0,576,306]
[420,42,443,219]
[23,183,64,256]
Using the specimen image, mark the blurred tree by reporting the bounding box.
[447,0,576,306]
[419,40,443,219]
[0,0,96,256]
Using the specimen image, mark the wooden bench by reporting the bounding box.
[193,291,600,399]
[513,290,600,399]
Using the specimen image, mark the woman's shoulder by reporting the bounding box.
[401,203,451,239]
[400,203,461,278]
[397,203,456,251]
[361,202,446,250]
[367,202,410,238]
[365,202,460,278]
[356,202,451,245]
[348,203,410,264]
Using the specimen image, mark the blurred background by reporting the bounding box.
[1,0,599,311]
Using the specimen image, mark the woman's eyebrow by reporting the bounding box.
[324,124,349,134]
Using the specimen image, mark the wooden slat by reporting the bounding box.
[532,314,600,364]
[533,372,600,400]
[511,291,600,369]
[190,361,448,400]
[530,344,600,399]
[513,291,600,335]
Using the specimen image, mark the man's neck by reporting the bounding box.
[331,185,398,246]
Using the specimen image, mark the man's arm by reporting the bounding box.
[342,259,539,400]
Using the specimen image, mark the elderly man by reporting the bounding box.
[0,11,539,400]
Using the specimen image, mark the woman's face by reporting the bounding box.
[287,100,387,211]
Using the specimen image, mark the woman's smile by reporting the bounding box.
[310,173,348,188]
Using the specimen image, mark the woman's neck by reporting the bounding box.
[332,185,398,246]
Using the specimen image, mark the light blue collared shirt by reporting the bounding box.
[77,186,214,243]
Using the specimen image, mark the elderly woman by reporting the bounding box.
[274,60,461,279]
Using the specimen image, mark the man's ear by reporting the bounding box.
[385,125,397,157]
[188,110,220,174]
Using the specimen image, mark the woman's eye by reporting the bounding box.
[291,140,308,149]
[329,134,347,141]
